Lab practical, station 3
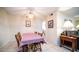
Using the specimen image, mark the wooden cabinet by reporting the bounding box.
[60,35,77,52]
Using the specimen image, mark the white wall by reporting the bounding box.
[45,12,57,45]
[0,8,11,47]
[33,18,43,33]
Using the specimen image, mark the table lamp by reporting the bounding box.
[63,20,74,35]
[76,24,79,35]
[76,24,79,30]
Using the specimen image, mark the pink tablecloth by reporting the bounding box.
[20,33,45,47]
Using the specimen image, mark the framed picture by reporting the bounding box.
[25,20,31,27]
[48,20,53,28]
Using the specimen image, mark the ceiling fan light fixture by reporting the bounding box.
[28,13,34,19]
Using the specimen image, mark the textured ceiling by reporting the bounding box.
[3,7,58,17]
[61,7,79,17]
[2,7,79,18]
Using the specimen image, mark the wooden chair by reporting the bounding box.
[15,33,28,52]
[33,32,42,51]
[33,43,42,52]
[15,32,22,47]
[15,34,20,47]
[34,32,38,34]
[38,32,43,37]
[17,32,22,41]
[27,32,42,52]
[37,32,43,51]
[34,31,43,36]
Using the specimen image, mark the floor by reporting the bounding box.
[41,42,70,52]
[0,40,71,52]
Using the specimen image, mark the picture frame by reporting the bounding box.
[25,20,31,27]
[48,20,53,28]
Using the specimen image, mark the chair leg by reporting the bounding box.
[39,44,42,51]
[34,43,42,52]
[22,45,28,52]
[22,43,42,52]
[22,46,25,52]
[30,43,37,52]
[38,43,42,52]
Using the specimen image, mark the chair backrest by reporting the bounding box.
[34,31,43,36]
[15,34,20,47]
[17,32,22,41]
[34,32,38,34]
[38,32,43,37]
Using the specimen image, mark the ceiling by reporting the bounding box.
[2,7,79,18]
[2,7,58,17]
[60,7,79,17]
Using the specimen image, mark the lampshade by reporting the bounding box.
[63,20,74,30]
[28,13,34,19]
[76,24,79,29]
[27,11,34,19]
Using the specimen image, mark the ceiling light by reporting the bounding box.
[27,9,34,19]
[28,13,34,19]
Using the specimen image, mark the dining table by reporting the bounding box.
[19,33,45,51]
